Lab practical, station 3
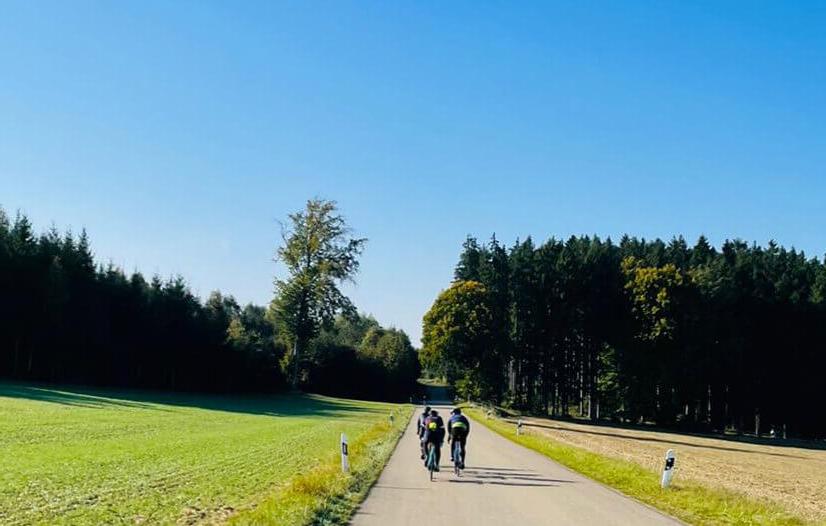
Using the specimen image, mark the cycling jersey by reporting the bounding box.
[423,415,445,443]
[447,414,470,438]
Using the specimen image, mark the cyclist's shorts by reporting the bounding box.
[451,427,468,440]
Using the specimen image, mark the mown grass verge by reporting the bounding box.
[230,405,413,526]
[465,407,808,526]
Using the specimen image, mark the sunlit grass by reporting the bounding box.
[0,381,406,525]
[231,413,410,525]
[466,408,808,526]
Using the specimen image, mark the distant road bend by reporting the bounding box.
[352,408,681,526]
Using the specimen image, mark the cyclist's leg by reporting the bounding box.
[426,440,436,466]
[460,436,467,467]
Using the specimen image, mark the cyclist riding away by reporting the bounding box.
[417,406,431,459]
[447,407,470,469]
[422,409,445,470]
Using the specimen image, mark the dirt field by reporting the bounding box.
[517,416,826,524]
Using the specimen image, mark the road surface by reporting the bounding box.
[351,407,681,526]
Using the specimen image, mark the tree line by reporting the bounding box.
[0,203,418,400]
[422,234,826,438]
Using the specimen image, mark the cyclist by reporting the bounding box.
[422,409,445,470]
[447,407,470,469]
[417,406,432,459]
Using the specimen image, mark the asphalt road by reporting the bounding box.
[351,407,682,526]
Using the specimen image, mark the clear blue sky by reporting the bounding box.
[2,1,825,345]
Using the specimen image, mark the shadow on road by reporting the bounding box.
[447,479,558,487]
[440,466,576,487]
[468,466,540,472]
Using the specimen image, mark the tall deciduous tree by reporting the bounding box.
[422,280,495,399]
[272,199,366,388]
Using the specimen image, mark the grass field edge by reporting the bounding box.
[230,404,414,526]
[464,407,810,526]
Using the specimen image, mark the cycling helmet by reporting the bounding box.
[451,407,462,415]
[430,409,438,416]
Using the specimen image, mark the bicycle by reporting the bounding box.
[452,440,463,476]
[426,442,438,481]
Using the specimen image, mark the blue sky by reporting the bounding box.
[1,1,825,345]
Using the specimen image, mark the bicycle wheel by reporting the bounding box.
[453,441,462,476]
[427,443,436,481]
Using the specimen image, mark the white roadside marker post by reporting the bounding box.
[517,418,523,436]
[341,433,350,473]
[661,449,676,489]
[389,412,395,425]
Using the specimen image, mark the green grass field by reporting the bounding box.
[0,382,405,525]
